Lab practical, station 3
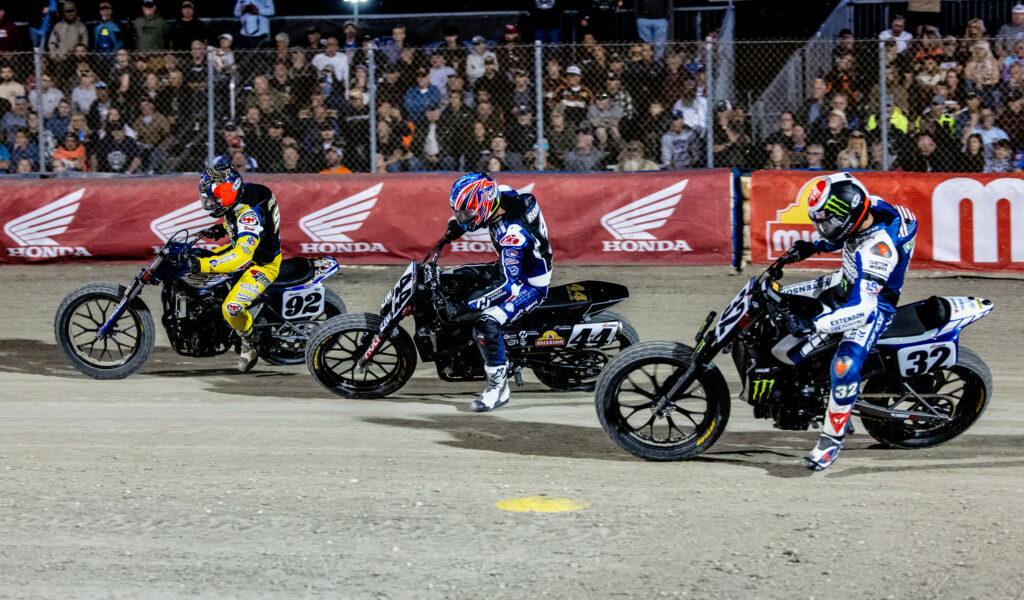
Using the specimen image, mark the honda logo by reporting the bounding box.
[600,180,692,252]
[932,178,1024,264]
[299,183,388,253]
[149,200,221,253]
[3,188,91,257]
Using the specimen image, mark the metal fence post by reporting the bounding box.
[534,40,545,172]
[229,69,237,123]
[33,47,45,174]
[878,40,890,171]
[368,47,377,174]
[705,39,714,169]
[207,47,215,168]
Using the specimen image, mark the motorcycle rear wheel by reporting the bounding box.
[305,312,417,399]
[259,288,347,366]
[531,310,640,391]
[595,341,730,461]
[859,346,992,449]
[54,282,156,379]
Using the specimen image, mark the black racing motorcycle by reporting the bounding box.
[306,234,638,398]
[595,248,994,461]
[55,227,346,379]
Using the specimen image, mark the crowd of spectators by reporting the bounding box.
[0,0,1021,175]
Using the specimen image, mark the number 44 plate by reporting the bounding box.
[282,285,326,320]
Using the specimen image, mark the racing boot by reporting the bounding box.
[471,363,510,413]
[238,328,259,372]
[802,401,853,471]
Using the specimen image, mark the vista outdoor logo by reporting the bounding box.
[299,183,387,253]
[766,178,829,261]
[451,183,535,252]
[150,200,221,252]
[932,178,1024,264]
[600,180,693,252]
[3,188,91,257]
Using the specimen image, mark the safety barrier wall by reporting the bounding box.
[0,170,735,266]
[749,170,1024,272]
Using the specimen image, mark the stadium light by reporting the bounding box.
[342,0,370,26]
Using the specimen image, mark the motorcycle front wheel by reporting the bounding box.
[305,312,417,399]
[595,341,730,461]
[859,346,992,449]
[54,282,156,379]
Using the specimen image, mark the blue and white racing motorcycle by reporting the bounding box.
[595,248,994,461]
[55,226,345,379]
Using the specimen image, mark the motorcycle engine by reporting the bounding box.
[161,286,234,357]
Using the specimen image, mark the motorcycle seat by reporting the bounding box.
[881,296,950,339]
[268,257,317,290]
[516,281,628,327]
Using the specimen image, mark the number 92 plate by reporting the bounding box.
[282,285,326,320]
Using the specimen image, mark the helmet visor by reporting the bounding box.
[453,208,480,230]
[201,193,221,214]
[811,212,846,243]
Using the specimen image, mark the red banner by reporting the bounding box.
[749,171,1024,272]
[0,171,735,266]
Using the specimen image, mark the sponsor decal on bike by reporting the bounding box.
[751,378,775,402]
[600,180,693,252]
[567,283,588,301]
[534,330,565,347]
[298,183,389,254]
[3,188,92,258]
[696,418,717,446]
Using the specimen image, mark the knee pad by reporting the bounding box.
[830,342,868,406]
[473,315,505,366]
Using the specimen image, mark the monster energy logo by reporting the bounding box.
[824,194,850,216]
[751,378,776,402]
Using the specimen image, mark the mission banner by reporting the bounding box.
[0,171,736,266]
[749,171,1024,272]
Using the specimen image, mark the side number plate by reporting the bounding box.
[896,342,956,377]
[567,322,620,348]
[282,285,326,320]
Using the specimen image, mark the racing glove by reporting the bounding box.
[790,240,819,263]
[199,223,227,239]
[444,217,466,242]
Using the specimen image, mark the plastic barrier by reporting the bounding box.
[0,171,736,266]
[749,171,1024,273]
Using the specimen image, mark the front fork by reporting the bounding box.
[652,311,718,415]
[97,254,163,337]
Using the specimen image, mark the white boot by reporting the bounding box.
[238,329,258,372]
[471,363,510,413]
[803,400,853,471]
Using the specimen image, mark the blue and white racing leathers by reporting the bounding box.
[781,196,918,437]
[464,186,554,366]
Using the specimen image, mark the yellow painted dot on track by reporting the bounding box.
[494,495,590,513]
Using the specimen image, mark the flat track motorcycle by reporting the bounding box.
[55,227,346,379]
[306,234,638,398]
[595,248,994,461]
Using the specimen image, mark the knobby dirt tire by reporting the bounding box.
[595,341,730,461]
[54,282,156,380]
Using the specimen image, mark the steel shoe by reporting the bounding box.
[238,329,258,372]
[471,363,510,412]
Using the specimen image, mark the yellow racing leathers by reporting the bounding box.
[196,183,282,334]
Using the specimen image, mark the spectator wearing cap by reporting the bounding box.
[635,0,670,61]
[133,1,169,52]
[466,35,496,85]
[476,131,523,171]
[428,52,457,99]
[879,15,913,54]
[509,69,533,112]
[85,80,114,131]
[474,55,511,115]
[506,104,537,155]
[434,26,469,78]
[212,33,235,77]
[312,37,350,99]
[712,100,754,168]
[542,108,573,168]
[597,73,632,126]
[92,119,141,172]
[375,64,405,109]
[916,94,957,140]
[382,24,409,65]
[210,136,253,170]
[405,67,442,124]
[564,122,607,171]
[496,24,528,75]
[320,148,352,174]
[660,112,700,169]
[554,65,593,130]
[408,102,456,171]
[998,4,1024,53]
[167,0,207,50]
[670,78,705,135]
[93,2,123,54]
[300,104,339,154]
[339,21,358,55]
[234,0,274,49]
[312,122,344,170]
[48,3,87,58]
[588,89,623,132]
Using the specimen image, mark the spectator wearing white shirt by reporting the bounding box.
[312,37,350,97]
[428,52,456,99]
[234,0,274,48]
[465,35,496,85]
[971,106,1010,159]
[71,73,97,114]
[29,73,64,118]
[879,15,913,54]
[670,79,707,135]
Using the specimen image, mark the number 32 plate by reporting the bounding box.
[896,342,956,377]
[282,285,326,320]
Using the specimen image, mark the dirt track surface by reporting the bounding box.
[1,263,1023,600]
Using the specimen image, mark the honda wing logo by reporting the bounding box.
[452,183,534,252]
[149,200,220,252]
[4,188,91,257]
[299,183,388,253]
[932,178,1024,264]
[601,180,692,252]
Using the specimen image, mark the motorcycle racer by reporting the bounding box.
[783,172,917,471]
[191,164,282,372]
[445,172,553,412]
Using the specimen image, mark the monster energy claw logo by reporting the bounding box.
[824,194,850,216]
[751,378,776,402]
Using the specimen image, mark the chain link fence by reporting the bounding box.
[4,36,1022,176]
